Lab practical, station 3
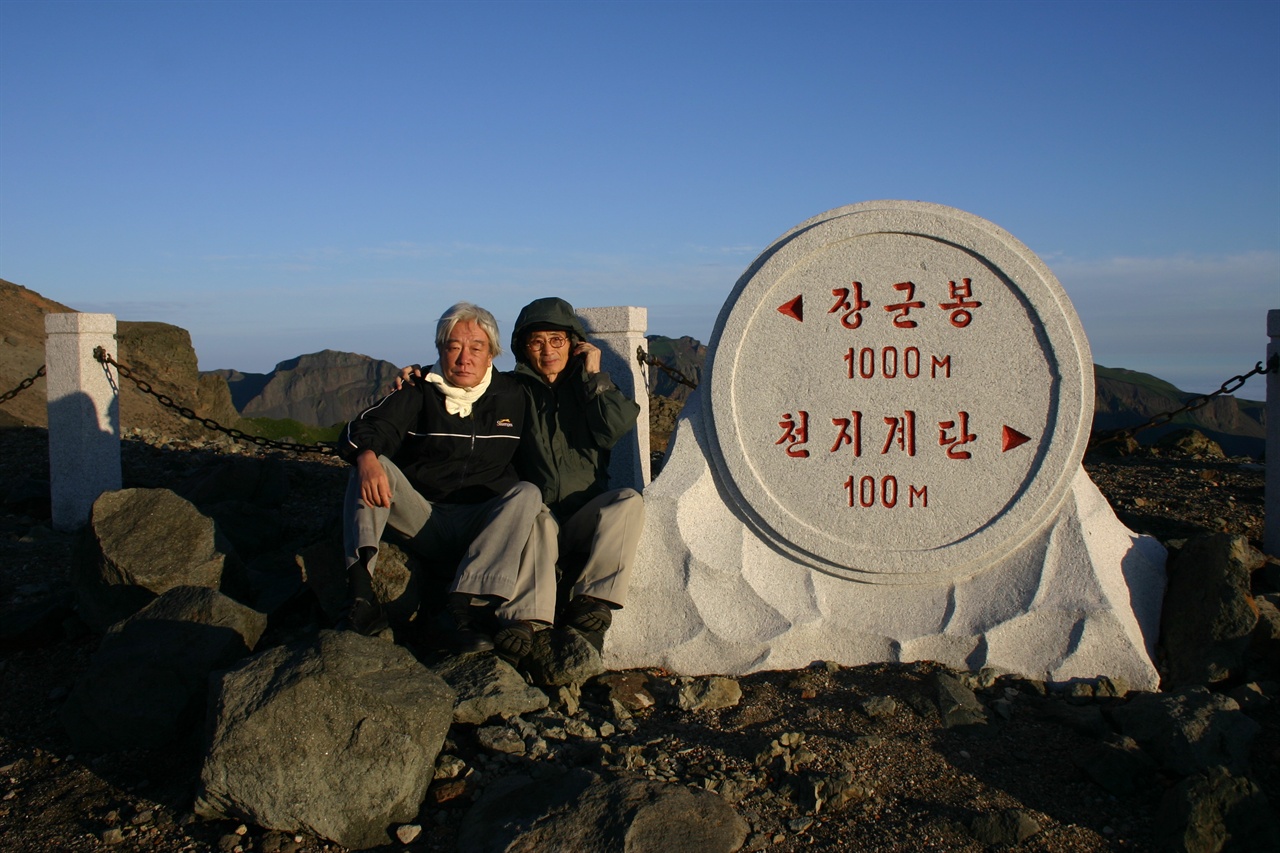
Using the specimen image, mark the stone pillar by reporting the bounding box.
[1267,310,1280,557]
[576,306,651,491]
[45,313,121,531]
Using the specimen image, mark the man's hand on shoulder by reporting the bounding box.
[391,364,425,393]
[356,450,392,508]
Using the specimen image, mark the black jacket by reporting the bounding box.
[339,371,525,504]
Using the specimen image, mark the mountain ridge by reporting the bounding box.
[0,279,1265,458]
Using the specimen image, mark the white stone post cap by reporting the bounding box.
[45,313,116,334]
[578,306,648,335]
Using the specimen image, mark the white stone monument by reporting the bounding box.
[606,201,1168,690]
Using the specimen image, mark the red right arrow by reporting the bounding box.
[1002,426,1031,452]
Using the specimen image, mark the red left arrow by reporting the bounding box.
[778,294,803,321]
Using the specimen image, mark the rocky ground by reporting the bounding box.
[0,424,1276,853]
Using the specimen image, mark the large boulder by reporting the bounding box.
[74,488,245,631]
[1107,687,1260,776]
[116,320,243,440]
[1161,534,1261,688]
[1156,765,1279,853]
[458,768,750,853]
[60,586,266,751]
[196,630,455,850]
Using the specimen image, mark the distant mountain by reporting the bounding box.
[1094,365,1265,458]
[207,350,403,428]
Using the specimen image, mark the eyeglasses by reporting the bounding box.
[526,334,568,352]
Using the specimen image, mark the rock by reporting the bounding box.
[432,652,549,724]
[1108,687,1260,776]
[476,725,526,755]
[969,808,1041,846]
[590,672,656,711]
[74,488,245,631]
[525,628,605,688]
[1153,428,1225,459]
[1155,765,1279,853]
[3,475,51,519]
[0,594,75,652]
[178,457,290,509]
[859,695,898,718]
[296,537,420,628]
[676,676,742,712]
[1072,735,1158,797]
[929,671,989,729]
[1227,682,1272,714]
[457,768,750,853]
[60,586,265,751]
[1040,700,1111,737]
[803,767,872,814]
[394,823,422,844]
[196,630,455,851]
[1161,534,1260,687]
[1252,594,1280,670]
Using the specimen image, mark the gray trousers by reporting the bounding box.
[343,456,555,624]
[554,488,645,608]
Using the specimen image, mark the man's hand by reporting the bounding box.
[573,341,601,375]
[356,450,392,508]
[391,364,424,393]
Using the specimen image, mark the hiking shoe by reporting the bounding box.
[565,595,613,634]
[447,593,496,654]
[493,620,535,664]
[338,597,389,636]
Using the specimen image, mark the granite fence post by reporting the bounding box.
[1267,309,1279,557]
[45,313,121,531]
[576,306,651,491]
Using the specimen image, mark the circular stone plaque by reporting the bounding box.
[705,201,1093,583]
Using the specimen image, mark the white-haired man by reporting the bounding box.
[338,302,553,658]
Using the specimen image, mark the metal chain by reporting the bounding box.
[637,347,699,390]
[1089,353,1279,450]
[0,364,47,404]
[93,347,338,456]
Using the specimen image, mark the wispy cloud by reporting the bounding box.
[1051,250,1279,396]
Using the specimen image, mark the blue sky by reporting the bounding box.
[2,0,1276,398]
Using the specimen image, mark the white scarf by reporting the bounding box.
[423,364,492,417]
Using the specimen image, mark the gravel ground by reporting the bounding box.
[0,426,1274,853]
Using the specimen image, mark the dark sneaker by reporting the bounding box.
[493,620,535,664]
[565,595,613,634]
[339,597,389,636]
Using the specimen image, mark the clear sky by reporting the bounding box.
[2,0,1277,398]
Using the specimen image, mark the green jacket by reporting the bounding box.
[512,297,641,520]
